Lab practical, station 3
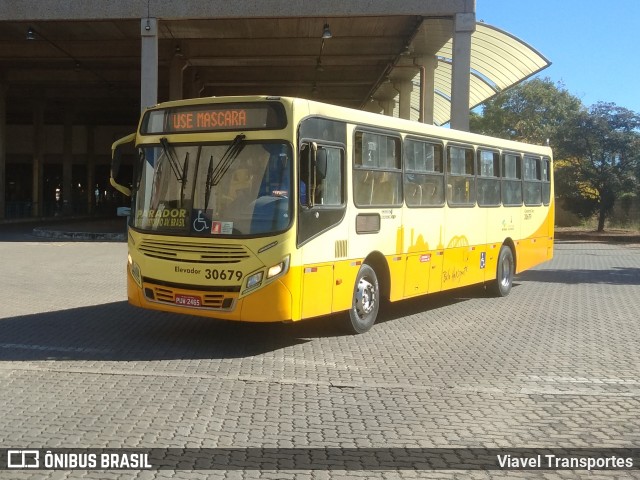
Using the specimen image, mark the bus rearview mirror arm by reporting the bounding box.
[110,133,136,197]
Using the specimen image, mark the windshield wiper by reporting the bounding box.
[210,134,246,186]
[204,154,215,209]
[179,152,190,205]
[159,137,185,182]
[204,134,246,208]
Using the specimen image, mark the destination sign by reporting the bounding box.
[141,102,287,134]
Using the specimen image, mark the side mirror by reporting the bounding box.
[110,133,136,197]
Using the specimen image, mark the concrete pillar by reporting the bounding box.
[86,126,95,214]
[450,12,475,131]
[415,56,438,124]
[187,69,206,99]
[0,82,6,219]
[363,98,383,114]
[169,53,187,101]
[394,80,413,120]
[141,17,158,112]
[32,103,44,218]
[381,99,395,117]
[62,111,73,215]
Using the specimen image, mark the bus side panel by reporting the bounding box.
[331,259,360,313]
[482,242,501,282]
[301,263,334,319]
[404,254,430,297]
[547,200,555,260]
[442,207,487,290]
[402,207,445,296]
[386,254,406,302]
[428,250,444,293]
[516,205,552,273]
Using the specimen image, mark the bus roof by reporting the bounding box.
[144,95,553,157]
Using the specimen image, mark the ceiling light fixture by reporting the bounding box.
[322,23,332,39]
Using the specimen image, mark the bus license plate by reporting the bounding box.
[175,294,202,307]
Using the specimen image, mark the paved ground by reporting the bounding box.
[1,223,639,479]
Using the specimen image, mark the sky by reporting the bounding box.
[475,0,640,113]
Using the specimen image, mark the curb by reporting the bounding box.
[555,232,640,243]
[32,227,125,242]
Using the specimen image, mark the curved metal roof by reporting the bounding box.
[401,22,551,125]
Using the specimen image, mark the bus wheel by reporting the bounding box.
[347,264,380,334]
[489,245,514,297]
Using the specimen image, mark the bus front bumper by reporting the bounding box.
[127,266,294,322]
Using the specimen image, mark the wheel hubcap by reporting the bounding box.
[355,277,376,318]
[500,256,512,288]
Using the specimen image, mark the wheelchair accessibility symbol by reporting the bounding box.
[192,210,210,232]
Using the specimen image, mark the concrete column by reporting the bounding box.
[169,53,187,101]
[415,55,438,124]
[32,103,45,218]
[363,98,383,114]
[62,111,73,215]
[190,70,206,98]
[381,99,395,117]
[86,126,95,214]
[141,17,158,112]
[0,82,6,220]
[394,80,413,120]
[450,12,475,131]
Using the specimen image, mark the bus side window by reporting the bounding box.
[302,143,344,207]
[317,147,343,206]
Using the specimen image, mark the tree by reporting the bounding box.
[556,102,640,231]
[470,77,584,152]
[471,78,640,231]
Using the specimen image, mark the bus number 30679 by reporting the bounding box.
[204,269,243,281]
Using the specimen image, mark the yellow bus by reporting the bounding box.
[111,95,553,333]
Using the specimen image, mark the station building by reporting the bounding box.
[0,0,548,219]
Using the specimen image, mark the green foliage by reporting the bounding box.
[471,78,640,231]
[557,102,640,230]
[470,77,584,151]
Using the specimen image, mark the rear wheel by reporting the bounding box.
[347,264,379,334]
[488,245,514,297]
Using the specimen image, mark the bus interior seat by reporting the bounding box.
[356,171,375,205]
[407,183,422,205]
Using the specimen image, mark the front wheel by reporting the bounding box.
[346,264,380,334]
[488,245,514,297]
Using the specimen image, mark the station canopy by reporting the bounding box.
[382,19,551,125]
[0,15,550,126]
[430,20,550,125]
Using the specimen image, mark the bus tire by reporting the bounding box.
[347,264,379,334]
[488,245,514,297]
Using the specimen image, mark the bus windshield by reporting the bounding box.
[132,140,293,237]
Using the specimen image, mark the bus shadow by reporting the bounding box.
[0,288,485,362]
[375,285,487,325]
[0,302,310,362]
[518,267,640,285]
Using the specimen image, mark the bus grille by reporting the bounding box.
[139,239,251,264]
[145,284,236,311]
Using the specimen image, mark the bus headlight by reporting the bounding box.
[128,255,142,287]
[267,255,290,279]
[246,271,263,289]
